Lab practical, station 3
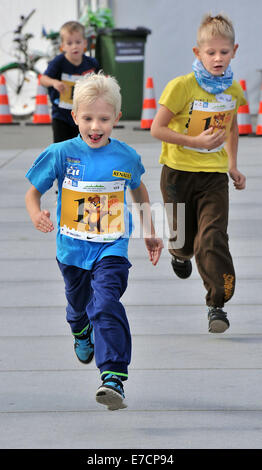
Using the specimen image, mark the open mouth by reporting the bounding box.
[89,133,103,144]
[213,65,224,72]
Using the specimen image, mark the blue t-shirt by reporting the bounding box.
[44,53,100,126]
[26,136,145,270]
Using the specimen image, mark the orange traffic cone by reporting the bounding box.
[256,85,262,136]
[0,74,19,125]
[237,80,253,135]
[27,75,51,125]
[134,77,156,130]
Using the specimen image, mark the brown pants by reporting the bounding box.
[160,165,235,307]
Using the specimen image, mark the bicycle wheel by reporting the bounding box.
[3,67,38,117]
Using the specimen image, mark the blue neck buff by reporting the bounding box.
[192,58,233,95]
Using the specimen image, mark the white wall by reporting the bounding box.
[112,0,262,115]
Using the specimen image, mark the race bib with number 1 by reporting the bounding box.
[59,73,80,109]
[60,179,126,242]
[185,99,236,153]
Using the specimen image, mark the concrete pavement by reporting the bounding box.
[0,122,262,449]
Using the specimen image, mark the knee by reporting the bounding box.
[95,295,122,313]
[196,227,228,254]
[91,295,126,324]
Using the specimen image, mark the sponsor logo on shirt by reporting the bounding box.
[65,159,85,181]
[112,170,131,180]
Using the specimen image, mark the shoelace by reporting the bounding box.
[75,332,92,348]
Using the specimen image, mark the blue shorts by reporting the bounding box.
[57,255,132,380]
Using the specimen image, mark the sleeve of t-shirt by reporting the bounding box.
[130,153,145,190]
[25,145,60,194]
[159,76,188,115]
[234,81,247,113]
[91,57,100,72]
[43,54,63,79]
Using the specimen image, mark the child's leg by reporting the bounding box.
[56,260,92,333]
[57,259,95,362]
[194,173,235,308]
[87,255,132,382]
[160,165,197,258]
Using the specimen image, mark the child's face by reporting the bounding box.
[193,36,238,76]
[61,30,87,65]
[72,97,121,148]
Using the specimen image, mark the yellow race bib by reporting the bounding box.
[59,73,80,110]
[60,179,126,242]
[186,99,236,153]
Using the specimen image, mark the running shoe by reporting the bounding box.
[208,307,230,333]
[73,323,94,364]
[171,256,192,279]
[96,373,127,411]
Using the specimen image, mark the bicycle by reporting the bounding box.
[0,9,59,117]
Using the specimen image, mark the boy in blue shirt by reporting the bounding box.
[25,73,163,411]
[40,21,99,143]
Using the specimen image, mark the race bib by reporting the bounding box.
[185,99,236,153]
[59,73,80,109]
[60,179,126,242]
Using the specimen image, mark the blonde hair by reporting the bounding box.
[197,13,235,45]
[73,72,122,116]
[60,21,86,41]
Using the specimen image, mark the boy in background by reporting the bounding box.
[40,21,99,143]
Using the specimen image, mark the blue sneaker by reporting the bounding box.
[96,374,127,411]
[73,323,94,364]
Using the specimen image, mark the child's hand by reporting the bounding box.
[229,168,246,190]
[144,237,164,266]
[194,127,226,150]
[32,210,54,233]
[52,79,67,94]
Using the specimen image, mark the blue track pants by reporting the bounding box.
[57,255,132,380]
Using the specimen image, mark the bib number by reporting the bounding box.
[60,179,126,242]
[185,99,236,153]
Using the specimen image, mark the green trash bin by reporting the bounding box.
[95,27,151,120]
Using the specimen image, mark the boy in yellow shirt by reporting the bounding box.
[151,14,246,333]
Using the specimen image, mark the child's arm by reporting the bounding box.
[225,115,246,190]
[40,74,67,94]
[151,104,226,151]
[130,182,163,266]
[25,186,54,233]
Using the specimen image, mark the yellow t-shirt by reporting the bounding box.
[159,72,246,172]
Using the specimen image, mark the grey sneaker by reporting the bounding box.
[96,374,127,411]
[208,307,230,333]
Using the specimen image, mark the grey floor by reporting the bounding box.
[0,122,262,449]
